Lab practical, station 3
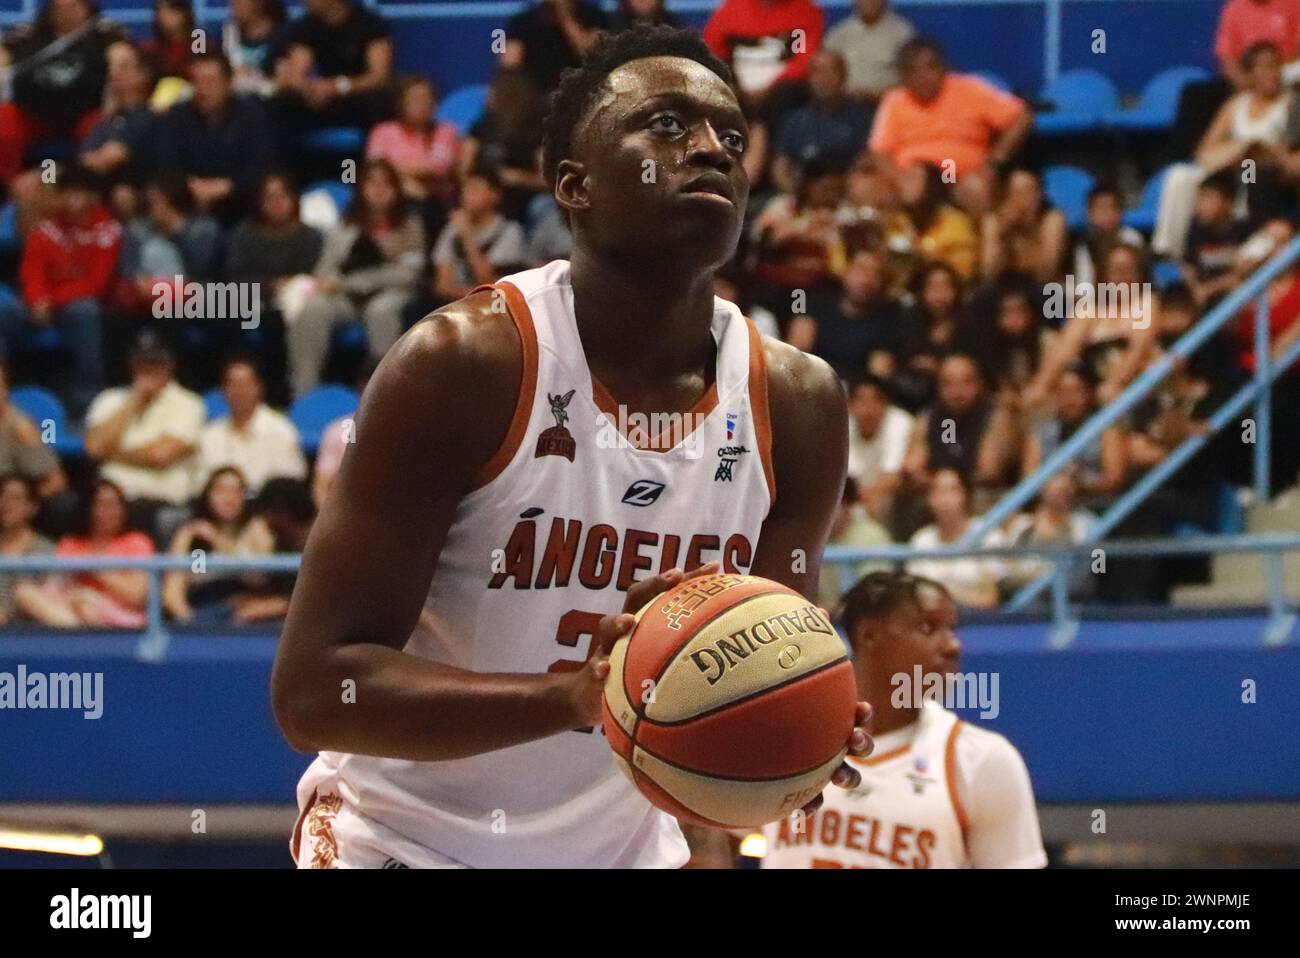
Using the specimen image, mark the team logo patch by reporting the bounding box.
[714,444,749,482]
[726,412,738,440]
[621,480,666,506]
[535,389,577,462]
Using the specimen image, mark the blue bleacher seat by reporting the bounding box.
[203,388,229,422]
[290,384,358,454]
[1043,164,1095,231]
[1036,69,1120,134]
[22,326,65,351]
[331,321,367,351]
[0,202,18,254]
[1151,260,1184,289]
[437,83,489,137]
[1123,164,1173,232]
[303,126,366,154]
[0,280,20,309]
[1107,66,1212,132]
[10,385,81,456]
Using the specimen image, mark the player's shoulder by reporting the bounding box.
[952,715,1031,775]
[759,336,844,416]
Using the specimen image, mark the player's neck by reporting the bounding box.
[869,703,923,737]
[568,246,718,378]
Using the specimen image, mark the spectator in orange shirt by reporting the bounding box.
[868,38,1031,217]
[1215,0,1300,89]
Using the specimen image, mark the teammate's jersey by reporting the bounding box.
[760,701,1047,869]
[292,259,777,869]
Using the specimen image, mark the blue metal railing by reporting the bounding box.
[2,534,1296,657]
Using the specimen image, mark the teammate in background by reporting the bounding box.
[762,571,1046,868]
[272,25,870,869]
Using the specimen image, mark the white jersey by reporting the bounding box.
[293,260,777,869]
[760,702,1047,869]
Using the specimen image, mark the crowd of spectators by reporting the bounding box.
[1,0,1299,628]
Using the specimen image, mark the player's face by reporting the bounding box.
[567,56,749,269]
[890,586,962,679]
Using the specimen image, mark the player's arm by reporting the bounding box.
[272,292,596,761]
[747,340,848,599]
[746,340,872,791]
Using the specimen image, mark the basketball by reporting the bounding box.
[601,573,859,829]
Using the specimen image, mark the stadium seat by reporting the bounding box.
[290,384,358,454]
[1123,164,1173,232]
[303,126,366,154]
[331,321,367,351]
[437,83,489,136]
[1106,66,1212,132]
[1151,259,1184,288]
[22,325,65,351]
[1043,165,1095,231]
[0,280,20,309]
[972,70,1011,93]
[10,385,81,456]
[203,388,229,422]
[1035,69,1120,134]
[0,202,18,253]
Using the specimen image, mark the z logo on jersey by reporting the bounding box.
[621,480,666,506]
[536,389,577,462]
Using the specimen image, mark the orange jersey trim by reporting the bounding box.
[745,318,776,508]
[944,720,970,840]
[590,373,720,452]
[469,281,539,489]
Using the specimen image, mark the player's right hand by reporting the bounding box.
[565,562,722,728]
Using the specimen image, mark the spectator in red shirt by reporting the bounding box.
[703,0,825,104]
[0,164,120,419]
[1215,0,1300,88]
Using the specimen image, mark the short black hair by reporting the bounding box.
[840,571,951,643]
[1199,169,1239,201]
[540,23,735,193]
[1087,181,1123,206]
[896,36,947,71]
[255,477,316,523]
[846,371,892,401]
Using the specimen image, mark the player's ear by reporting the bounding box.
[554,159,591,217]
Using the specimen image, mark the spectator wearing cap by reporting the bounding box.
[770,49,872,196]
[0,164,120,420]
[868,37,1031,217]
[198,358,307,497]
[823,0,916,102]
[154,52,278,223]
[83,331,205,541]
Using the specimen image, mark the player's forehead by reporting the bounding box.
[596,55,743,122]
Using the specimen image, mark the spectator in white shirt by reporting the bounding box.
[199,357,307,495]
[823,0,916,102]
[846,374,913,522]
[907,467,1006,609]
[83,330,205,540]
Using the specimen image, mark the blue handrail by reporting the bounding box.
[962,234,1300,547]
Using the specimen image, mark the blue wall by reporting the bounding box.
[1,614,1296,806]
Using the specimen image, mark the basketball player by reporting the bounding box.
[761,572,1047,869]
[271,24,872,869]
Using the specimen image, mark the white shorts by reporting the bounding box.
[290,763,468,869]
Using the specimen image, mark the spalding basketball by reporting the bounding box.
[602,573,858,829]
